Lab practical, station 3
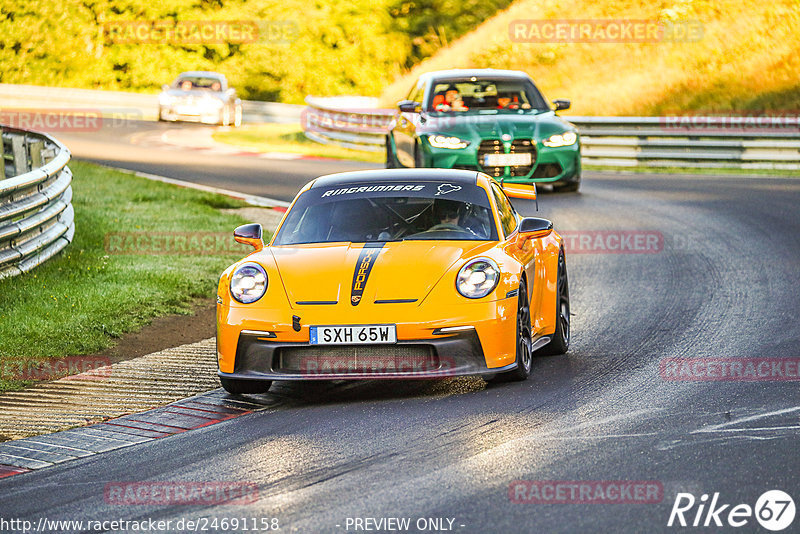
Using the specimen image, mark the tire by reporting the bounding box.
[553,181,580,193]
[538,249,570,355]
[489,278,533,382]
[158,107,166,122]
[220,377,272,395]
[385,135,398,168]
[233,104,243,127]
[220,106,231,126]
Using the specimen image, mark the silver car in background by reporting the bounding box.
[158,71,243,126]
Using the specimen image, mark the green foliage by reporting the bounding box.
[0,0,511,102]
[388,0,515,68]
[382,0,800,115]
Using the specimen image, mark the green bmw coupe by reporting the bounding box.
[386,69,581,192]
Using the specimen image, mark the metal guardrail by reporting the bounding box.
[303,97,800,170]
[303,97,391,152]
[0,126,74,279]
[0,83,304,124]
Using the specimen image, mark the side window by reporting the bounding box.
[490,183,518,238]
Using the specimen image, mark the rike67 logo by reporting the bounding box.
[668,490,796,531]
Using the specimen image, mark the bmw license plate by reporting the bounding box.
[310,325,397,345]
[483,153,532,167]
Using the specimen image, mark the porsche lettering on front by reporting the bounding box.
[215,169,571,394]
[351,243,382,305]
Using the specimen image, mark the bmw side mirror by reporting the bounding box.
[234,223,264,252]
[397,100,421,113]
[553,99,571,111]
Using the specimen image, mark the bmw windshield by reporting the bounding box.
[274,181,499,245]
[426,78,549,114]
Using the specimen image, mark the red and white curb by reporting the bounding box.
[155,126,340,162]
[0,389,278,477]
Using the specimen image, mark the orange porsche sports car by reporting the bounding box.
[216,169,570,394]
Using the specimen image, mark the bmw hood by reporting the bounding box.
[419,111,575,142]
[269,241,489,307]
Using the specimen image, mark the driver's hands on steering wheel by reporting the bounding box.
[427,222,463,232]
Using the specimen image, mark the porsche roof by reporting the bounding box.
[311,169,482,189]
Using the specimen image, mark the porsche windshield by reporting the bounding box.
[426,78,548,113]
[274,181,499,245]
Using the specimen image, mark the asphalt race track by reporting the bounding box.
[55,120,373,201]
[2,120,799,532]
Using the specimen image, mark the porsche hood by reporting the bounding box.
[269,240,488,307]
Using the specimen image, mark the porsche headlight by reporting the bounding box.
[230,262,268,303]
[428,135,470,149]
[456,258,500,299]
[542,131,578,147]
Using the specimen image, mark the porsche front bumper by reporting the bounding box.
[218,329,518,381]
[216,294,521,380]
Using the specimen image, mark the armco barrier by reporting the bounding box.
[303,97,800,170]
[0,126,74,279]
[0,83,303,124]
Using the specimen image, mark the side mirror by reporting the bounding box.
[553,99,571,111]
[502,182,537,200]
[397,100,421,113]
[515,217,553,248]
[234,223,264,252]
[162,84,170,91]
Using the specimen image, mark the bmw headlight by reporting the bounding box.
[456,258,500,299]
[230,262,268,303]
[428,135,470,149]
[542,131,578,147]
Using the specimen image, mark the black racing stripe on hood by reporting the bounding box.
[350,242,385,306]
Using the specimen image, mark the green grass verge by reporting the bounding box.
[212,123,383,164]
[0,161,256,393]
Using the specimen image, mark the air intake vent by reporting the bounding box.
[477,139,537,177]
